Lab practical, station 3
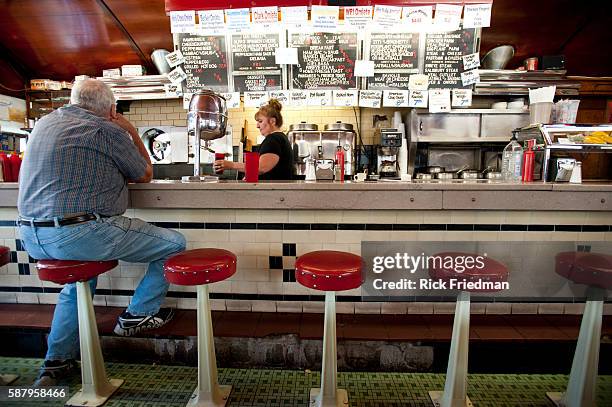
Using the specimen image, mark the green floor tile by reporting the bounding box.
[0,357,611,406]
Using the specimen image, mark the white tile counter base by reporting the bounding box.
[0,206,611,315]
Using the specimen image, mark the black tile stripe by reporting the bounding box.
[311,223,337,230]
[501,224,528,231]
[1,220,611,233]
[1,286,607,304]
[554,225,582,232]
[447,224,474,231]
[528,225,554,232]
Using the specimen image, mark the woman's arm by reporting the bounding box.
[215,153,279,174]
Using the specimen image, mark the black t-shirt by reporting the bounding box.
[257,132,294,180]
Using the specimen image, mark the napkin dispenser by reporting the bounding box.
[315,159,334,180]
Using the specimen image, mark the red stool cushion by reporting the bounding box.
[556,251,612,289]
[429,252,508,293]
[164,249,236,286]
[296,250,363,291]
[0,245,9,267]
[37,260,119,284]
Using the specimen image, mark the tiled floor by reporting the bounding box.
[1,357,611,407]
[1,304,609,342]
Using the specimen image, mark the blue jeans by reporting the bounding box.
[19,215,186,361]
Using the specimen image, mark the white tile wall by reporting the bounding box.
[1,208,609,316]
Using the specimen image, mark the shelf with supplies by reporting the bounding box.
[25,89,71,121]
[515,124,612,182]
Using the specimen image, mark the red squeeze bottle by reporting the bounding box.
[335,146,345,182]
[0,153,11,182]
[9,154,21,182]
[521,139,535,182]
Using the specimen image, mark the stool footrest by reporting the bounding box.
[309,388,348,407]
[187,384,232,407]
[66,378,123,407]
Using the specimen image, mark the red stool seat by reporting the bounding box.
[164,249,236,286]
[556,251,612,289]
[429,252,508,293]
[0,246,9,267]
[296,250,363,291]
[37,260,119,284]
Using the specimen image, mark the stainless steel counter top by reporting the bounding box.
[2,181,611,210]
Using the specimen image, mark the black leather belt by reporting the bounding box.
[18,214,107,227]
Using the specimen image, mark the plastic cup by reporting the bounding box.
[244,152,259,183]
[214,153,225,174]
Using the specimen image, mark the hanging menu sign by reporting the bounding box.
[231,33,280,71]
[366,32,419,90]
[423,28,476,88]
[178,33,229,93]
[369,32,419,71]
[367,72,412,90]
[234,73,283,92]
[289,32,358,89]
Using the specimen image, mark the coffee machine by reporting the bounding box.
[377,128,402,178]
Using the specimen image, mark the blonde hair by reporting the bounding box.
[255,98,283,127]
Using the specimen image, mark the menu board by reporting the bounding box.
[367,72,412,89]
[289,32,358,90]
[424,28,476,88]
[366,32,419,90]
[231,33,280,71]
[369,32,419,71]
[178,33,229,93]
[234,73,283,92]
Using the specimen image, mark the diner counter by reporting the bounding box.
[2,180,612,211]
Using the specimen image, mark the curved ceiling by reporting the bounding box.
[0,0,610,98]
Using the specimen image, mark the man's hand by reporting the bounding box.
[110,112,138,136]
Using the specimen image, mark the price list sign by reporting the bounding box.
[367,32,419,90]
[231,33,280,71]
[423,29,476,88]
[290,32,358,90]
[178,33,229,93]
[231,32,284,92]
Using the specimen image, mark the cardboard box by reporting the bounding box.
[103,68,121,77]
[121,65,146,77]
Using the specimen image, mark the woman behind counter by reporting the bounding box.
[214,99,294,180]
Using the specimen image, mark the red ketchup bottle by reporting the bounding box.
[0,153,11,182]
[9,154,21,182]
[521,139,536,182]
[335,146,345,182]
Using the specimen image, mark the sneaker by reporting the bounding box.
[32,359,79,387]
[113,308,175,337]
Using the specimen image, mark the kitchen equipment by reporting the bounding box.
[485,171,502,180]
[416,173,433,180]
[315,159,334,180]
[427,166,445,174]
[186,90,227,179]
[151,49,171,74]
[139,126,189,165]
[437,172,455,181]
[460,171,480,180]
[481,45,514,70]
[554,158,576,182]
[377,128,403,178]
[569,161,582,184]
[288,121,355,178]
[516,124,612,182]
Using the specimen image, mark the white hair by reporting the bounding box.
[70,79,115,116]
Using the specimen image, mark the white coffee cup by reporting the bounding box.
[353,172,367,182]
[400,174,412,182]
